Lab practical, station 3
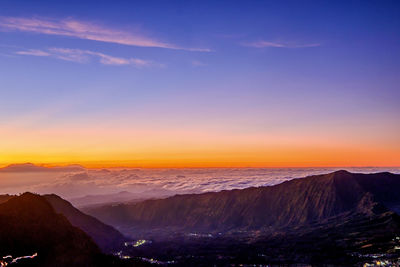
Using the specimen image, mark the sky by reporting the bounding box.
[0,0,399,168]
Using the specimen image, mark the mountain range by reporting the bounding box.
[84,170,400,232]
[83,170,400,265]
[1,170,399,266]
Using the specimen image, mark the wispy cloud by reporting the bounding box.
[16,48,155,67]
[0,16,211,52]
[243,40,320,48]
[16,49,51,57]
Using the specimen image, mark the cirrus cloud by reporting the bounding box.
[243,40,321,48]
[16,47,157,67]
[0,16,211,52]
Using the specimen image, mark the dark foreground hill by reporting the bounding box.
[83,171,400,265]
[0,193,126,253]
[0,193,150,267]
[0,192,103,266]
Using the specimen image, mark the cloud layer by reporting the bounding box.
[0,16,211,52]
[1,165,399,201]
[244,40,320,48]
[16,47,154,67]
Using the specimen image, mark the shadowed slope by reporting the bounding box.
[0,194,13,204]
[44,194,126,252]
[84,171,400,233]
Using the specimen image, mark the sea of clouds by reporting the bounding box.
[1,166,400,202]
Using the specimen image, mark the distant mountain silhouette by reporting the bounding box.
[0,163,85,172]
[44,194,126,252]
[84,171,400,232]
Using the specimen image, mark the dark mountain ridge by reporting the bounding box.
[0,192,127,253]
[0,194,13,204]
[0,192,102,266]
[82,170,400,265]
[44,194,126,252]
[0,194,127,253]
[84,170,400,233]
[0,193,152,266]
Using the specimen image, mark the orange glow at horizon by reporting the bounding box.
[1,121,399,169]
[1,144,399,169]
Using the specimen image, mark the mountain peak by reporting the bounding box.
[3,192,54,217]
[332,169,351,175]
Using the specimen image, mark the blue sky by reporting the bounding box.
[0,0,399,167]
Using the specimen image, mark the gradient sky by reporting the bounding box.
[0,0,399,168]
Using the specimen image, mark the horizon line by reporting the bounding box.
[1,162,399,170]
